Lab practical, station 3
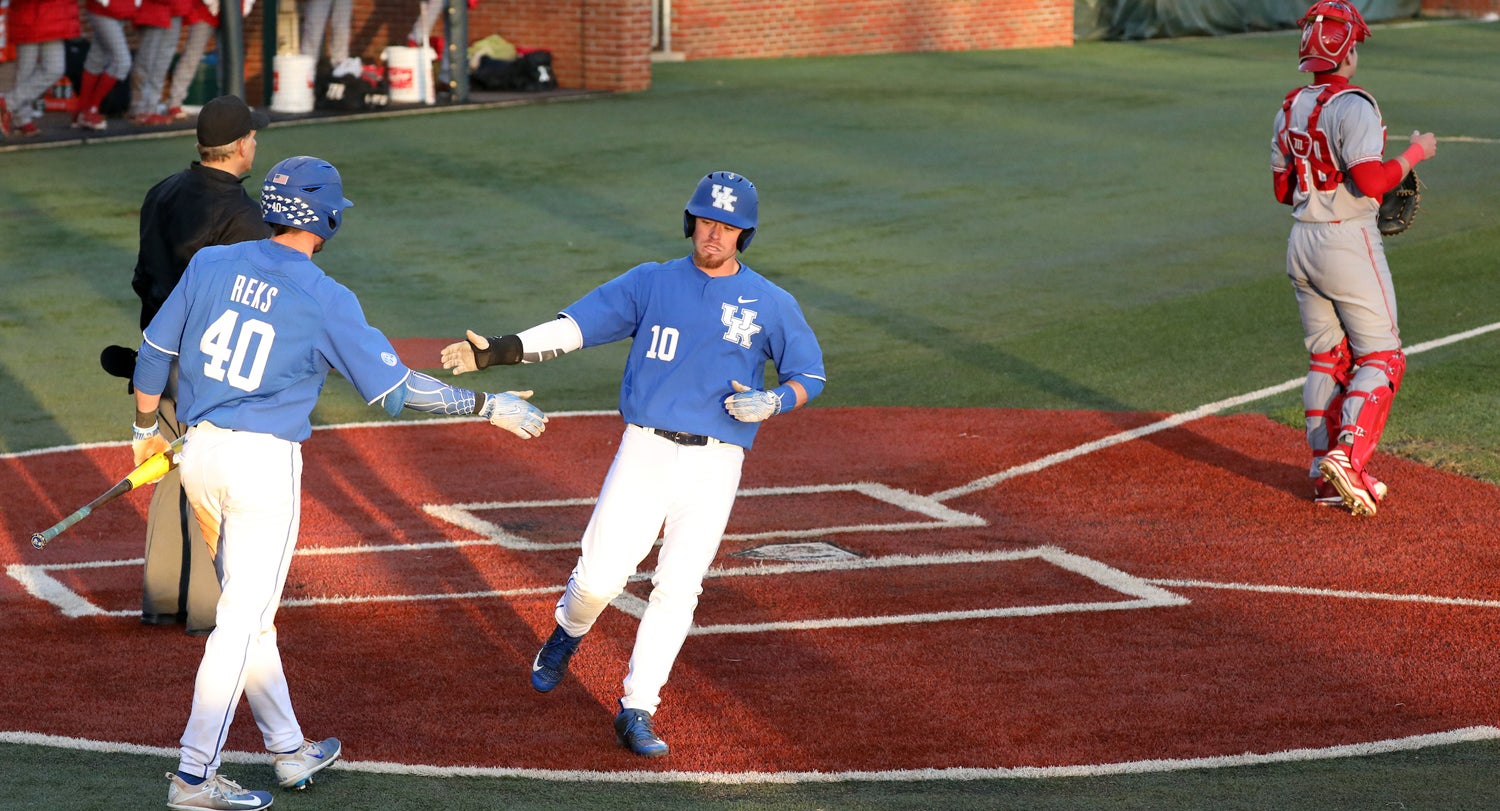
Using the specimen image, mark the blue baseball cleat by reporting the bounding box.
[614,707,669,758]
[166,772,273,810]
[531,625,584,692]
[272,737,341,789]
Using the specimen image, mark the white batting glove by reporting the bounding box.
[131,421,170,483]
[480,390,547,439]
[440,329,485,375]
[724,380,782,423]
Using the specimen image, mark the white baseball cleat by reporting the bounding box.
[1318,450,1381,516]
[166,772,273,810]
[272,737,342,789]
[1313,472,1387,506]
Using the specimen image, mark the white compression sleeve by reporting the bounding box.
[516,317,584,363]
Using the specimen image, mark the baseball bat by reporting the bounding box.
[30,435,186,550]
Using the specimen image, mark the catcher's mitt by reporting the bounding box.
[1377,169,1421,236]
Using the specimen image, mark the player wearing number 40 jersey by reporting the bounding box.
[443,170,826,757]
[133,155,546,810]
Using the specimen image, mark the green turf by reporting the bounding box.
[3,18,1500,809]
[9,737,1500,810]
[4,20,1499,465]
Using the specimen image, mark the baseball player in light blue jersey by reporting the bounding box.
[442,171,826,757]
[133,155,546,810]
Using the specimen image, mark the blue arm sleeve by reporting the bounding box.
[133,339,175,397]
[379,371,478,418]
[771,373,825,411]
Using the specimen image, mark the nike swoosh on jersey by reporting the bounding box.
[737,296,758,304]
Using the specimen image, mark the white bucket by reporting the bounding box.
[271,54,316,113]
[382,46,436,104]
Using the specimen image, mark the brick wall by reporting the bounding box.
[232,0,651,103]
[1418,0,1500,14]
[666,0,1073,59]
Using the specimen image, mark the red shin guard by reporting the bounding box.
[1305,338,1354,465]
[1340,349,1406,469]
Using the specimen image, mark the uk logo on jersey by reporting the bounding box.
[712,184,738,213]
[721,303,762,348]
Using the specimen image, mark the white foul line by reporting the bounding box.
[929,320,1500,503]
[1149,578,1500,609]
[3,726,1497,782]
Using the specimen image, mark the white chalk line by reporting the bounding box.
[8,325,1500,780]
[3,726,1497,783]
[929,319,1500,502]
[1150,578,1500,609]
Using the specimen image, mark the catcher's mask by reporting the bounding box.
[683,171,758,251]
[1298,0,1370,73]
[261,156,354,241]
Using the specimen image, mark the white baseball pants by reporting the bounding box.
[1287,218,1401,454]
[175,423,306,777]
[300,0,353,64]
[555,424,744,715]
[83,14,133,79]
[8,41,66,126]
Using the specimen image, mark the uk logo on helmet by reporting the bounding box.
[711,185,738,212]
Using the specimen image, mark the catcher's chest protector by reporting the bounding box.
[1279,84,1382,193]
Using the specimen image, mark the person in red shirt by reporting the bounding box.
[126,0,185,125]
[75,0,139,130]
[1,0,83,137]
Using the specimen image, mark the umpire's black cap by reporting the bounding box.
[197,95,270,148]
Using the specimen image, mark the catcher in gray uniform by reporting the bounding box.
[1270,0,1437,516]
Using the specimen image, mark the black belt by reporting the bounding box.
[652,428,711,446]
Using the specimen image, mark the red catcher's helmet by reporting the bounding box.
[1298,1,1371,73]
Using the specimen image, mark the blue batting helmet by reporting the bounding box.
[683,171,758,251]
[261,156,353,241]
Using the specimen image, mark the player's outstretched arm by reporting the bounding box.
[380,371,547,438]
[441,318,584,375]
[441,330,521,375]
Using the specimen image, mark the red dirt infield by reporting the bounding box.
[4,408,1499,774]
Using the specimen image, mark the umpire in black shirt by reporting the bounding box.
[130,95,271,634]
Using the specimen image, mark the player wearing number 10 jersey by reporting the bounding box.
[442,171,826,758]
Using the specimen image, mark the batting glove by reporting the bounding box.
[724,380,782,423]
[131,421,170,483]
[480,390,548,439]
